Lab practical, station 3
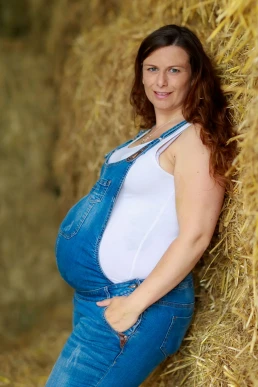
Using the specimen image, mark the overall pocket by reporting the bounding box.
[102,306,143,339]
[160,312,194,358]
[59,178,111,239]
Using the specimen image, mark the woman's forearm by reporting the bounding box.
[126,235,209,314]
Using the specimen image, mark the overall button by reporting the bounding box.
[128,283,138,289]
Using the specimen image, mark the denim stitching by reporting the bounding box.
[89,179,111,204]
[75,286,110,294]
[59,203,94,239]
[95,347,125,387]
[94,163,132,279]
[160,313,193,358]
[59,179,112,239]
[160,316,176,358]
[156,301,195,308]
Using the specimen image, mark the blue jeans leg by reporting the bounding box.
[45,289,194,387]
[45,300,123,387]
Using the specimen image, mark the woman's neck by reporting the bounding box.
[154,109,185,128]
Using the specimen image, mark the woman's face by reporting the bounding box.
[142,45,192,115]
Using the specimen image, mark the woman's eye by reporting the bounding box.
[147,67,157,72]
[169,68,179,73]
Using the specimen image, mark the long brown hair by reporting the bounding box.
[130,24,237,189]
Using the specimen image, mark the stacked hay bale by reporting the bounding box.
[54,0,258,385]
[0,0,72,343]
[43,0,122,84]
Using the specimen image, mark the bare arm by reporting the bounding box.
[126,125,225,313]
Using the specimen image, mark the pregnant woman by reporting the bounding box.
[45,24,236,386]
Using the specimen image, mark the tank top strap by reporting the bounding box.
[126,120,190,162]
[153,121,191,154]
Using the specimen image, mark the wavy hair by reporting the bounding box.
[130,24,237,189]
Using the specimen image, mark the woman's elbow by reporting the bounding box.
[178,232,211,253]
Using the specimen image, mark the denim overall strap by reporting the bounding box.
[104,120,188,165]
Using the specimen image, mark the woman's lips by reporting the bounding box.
[154,91,172,99]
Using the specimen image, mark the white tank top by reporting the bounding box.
[99,122,192,283]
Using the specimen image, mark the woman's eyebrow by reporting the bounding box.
[143,63,186,68]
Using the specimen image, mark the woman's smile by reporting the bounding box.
[154,91,172,99]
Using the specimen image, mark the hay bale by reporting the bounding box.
[53,0,258,385]
[43,0,123,85]
[0,0,31,37]
[0,39,71,340]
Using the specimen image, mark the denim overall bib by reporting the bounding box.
[45,120,195,387]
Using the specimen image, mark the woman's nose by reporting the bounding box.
[156,71,168,87]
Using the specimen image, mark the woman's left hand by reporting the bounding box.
[96,296,140,333]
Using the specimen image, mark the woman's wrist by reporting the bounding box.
[125,288,153,314]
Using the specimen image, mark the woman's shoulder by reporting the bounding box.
[174,123,221,190]
[174,122,210,156]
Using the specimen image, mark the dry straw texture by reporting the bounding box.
[0,39,68,339]
[53,0,258,385]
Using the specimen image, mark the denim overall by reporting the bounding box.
[45,120,195,387]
